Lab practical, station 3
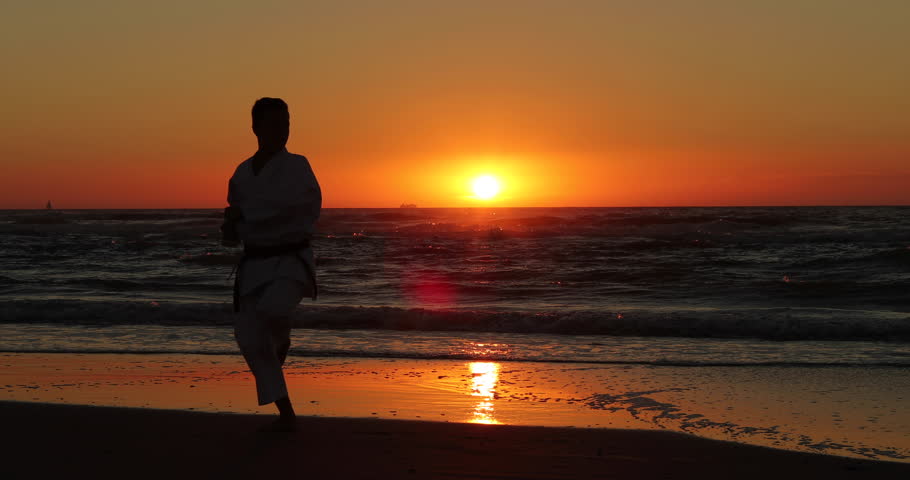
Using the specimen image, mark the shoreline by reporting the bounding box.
[3,401,908,479]
[4,351,909,463]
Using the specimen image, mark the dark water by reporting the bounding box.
[1,207,909,364]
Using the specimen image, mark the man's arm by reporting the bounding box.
[221,178,243,246]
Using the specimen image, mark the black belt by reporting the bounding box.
[243,240,310,258]
[232,240,317,312]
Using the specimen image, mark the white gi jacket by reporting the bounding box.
[227,147,321,298]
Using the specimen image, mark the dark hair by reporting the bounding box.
[251,97,289,126]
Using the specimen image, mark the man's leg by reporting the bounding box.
[234,292,290,408]
[271,314,292,366]
[267,310,294,420]
[236,278,306,430]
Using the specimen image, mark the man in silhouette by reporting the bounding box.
[221,97,321,431]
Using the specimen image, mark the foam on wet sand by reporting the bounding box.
[4,352,909,463]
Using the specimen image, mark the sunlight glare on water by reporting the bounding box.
[468,361,501,424]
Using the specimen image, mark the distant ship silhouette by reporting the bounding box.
[46,200,53,210]
[399,203,417,208]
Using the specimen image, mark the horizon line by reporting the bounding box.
[4,204,910,210]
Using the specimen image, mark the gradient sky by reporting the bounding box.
[2,0,908,208]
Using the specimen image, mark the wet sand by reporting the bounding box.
[4,352,908,462]
[3,400,908,479]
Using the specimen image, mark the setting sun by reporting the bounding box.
[472,175,501,200]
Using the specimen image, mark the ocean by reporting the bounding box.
[2,206,909,367]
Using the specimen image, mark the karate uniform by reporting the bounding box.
[227,147,321,405]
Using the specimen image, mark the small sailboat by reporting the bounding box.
[46,200,53,210]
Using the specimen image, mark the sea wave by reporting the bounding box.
[1,299,907,341]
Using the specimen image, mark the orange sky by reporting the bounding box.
[1,1,908,208]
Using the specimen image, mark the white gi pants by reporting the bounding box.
[234,277,307,406]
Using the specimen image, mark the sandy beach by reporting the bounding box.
[3,351,909,479]
[3,400,908,480]
[4,352,909,459]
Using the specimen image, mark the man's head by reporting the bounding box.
[251,97,289,152]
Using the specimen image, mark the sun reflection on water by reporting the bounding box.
[455,342,512,358]
[468,361,501,424]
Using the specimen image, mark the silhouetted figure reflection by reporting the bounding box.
[221,97,321,432]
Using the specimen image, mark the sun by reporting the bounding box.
[472,175,501,200]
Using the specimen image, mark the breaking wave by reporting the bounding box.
[1,299,907,342]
